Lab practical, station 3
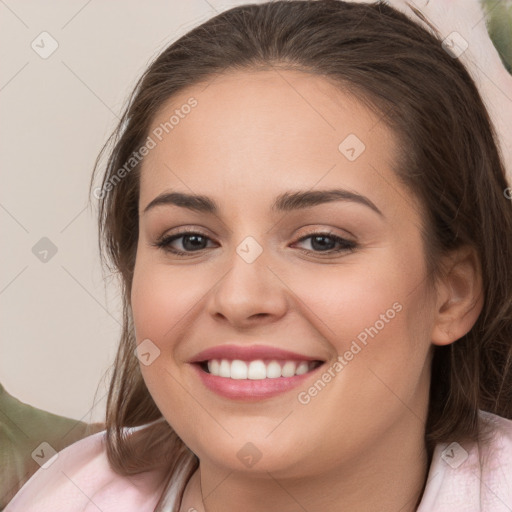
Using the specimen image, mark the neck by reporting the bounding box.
[179,414,429,512]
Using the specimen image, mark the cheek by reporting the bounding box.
[287,256,432,447]
[130,255,203,426]
[295,241,432,383]
[130,253,211,342]
[289,254,413,345]
[131,267,173,342]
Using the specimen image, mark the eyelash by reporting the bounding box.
[152,228,357,257]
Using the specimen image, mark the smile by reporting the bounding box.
[201,359,323,380]
[191,358,325,401]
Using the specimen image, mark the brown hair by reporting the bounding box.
[89,0,512,507]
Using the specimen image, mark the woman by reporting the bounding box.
[6,1,512,511]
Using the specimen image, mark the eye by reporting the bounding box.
[152,229,215,256]
[152,229,357,257]
[292,231,357,256]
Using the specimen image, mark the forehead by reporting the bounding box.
[139,69,404,215]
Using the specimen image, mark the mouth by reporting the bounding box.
[196,358,324,380]
[188,344,327,400]
[190,357,326,401]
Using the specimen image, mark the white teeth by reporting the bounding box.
[208,359,220,375]
[205,359,319,379]
[230,360,248,379]
[247,360,267,380]
[219,359,231,378]
[266,361,282,379]
[295,362,309,375]
[281,361,296,377]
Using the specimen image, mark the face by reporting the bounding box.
[131,69,437,477]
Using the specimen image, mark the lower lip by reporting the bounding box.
[191,362,325,401]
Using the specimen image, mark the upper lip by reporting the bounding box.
[189,344,325,363]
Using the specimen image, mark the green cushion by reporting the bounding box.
[0,383,104,510]
[483,0,512,72]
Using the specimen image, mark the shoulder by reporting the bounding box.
[418,410,512,512]
[0,384,104,508]
[4,428,169,512]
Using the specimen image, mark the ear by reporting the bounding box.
[431,245,484,346]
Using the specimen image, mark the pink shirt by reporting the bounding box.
[5,410,512,511]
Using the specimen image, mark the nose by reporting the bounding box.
[207,241,289,329]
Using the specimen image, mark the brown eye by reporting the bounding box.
[153,231,215,256]
[293,232,357,255]
[152,229,357,258]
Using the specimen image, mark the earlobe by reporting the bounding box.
[431,245,484,347]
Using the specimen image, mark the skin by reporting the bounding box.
[130,69,483,512]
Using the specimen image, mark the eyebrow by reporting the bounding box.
[143,188,384,217]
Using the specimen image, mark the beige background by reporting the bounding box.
[0,0,267,423]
